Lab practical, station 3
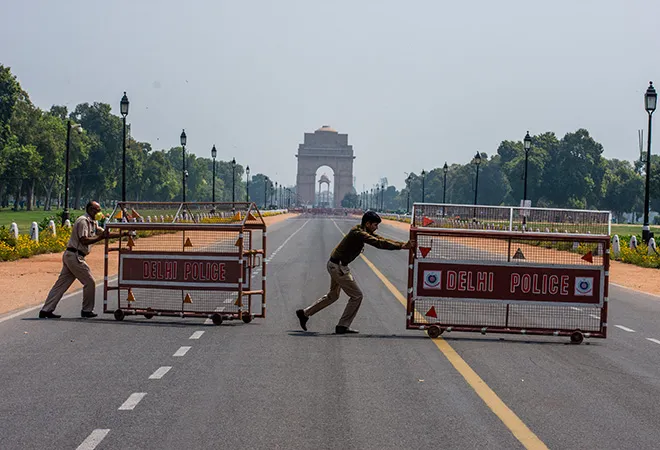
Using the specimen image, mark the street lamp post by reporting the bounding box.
[62,120,82,225]
[231,158,236,203]
[275,182,278,208]
[381,183,385,211]
[180,130,187,202]
[406,174,412,213]
[523,131,532,203]
[442,162,448,204]
[246,166,250,202]
[264,176,269,209]
[120,92,129,202]
[473,152,482,206]
[211,145,217,203]
[421,170,426,203]
[643,81,657,243]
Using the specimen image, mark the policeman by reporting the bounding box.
[39,201,123,319]
[296,211,415,334]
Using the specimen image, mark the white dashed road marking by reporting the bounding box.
[118,393,146,410]
[646,338,660,345]
[76,429,110,450]
[173,346,191,357]
[189,331,205,339]
[614,325,635,332]
[149,366,172,379]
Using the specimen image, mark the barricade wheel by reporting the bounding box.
[211,313,223,326]
[428,325,442,339]
[144,308,154,319]
[114,309,125,321]
[570,331,584,345]
[242,314,253,324]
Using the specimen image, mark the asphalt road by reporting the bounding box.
[1,216,660,449]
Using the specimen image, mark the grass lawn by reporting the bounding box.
[0,208,66,233]
[611,223,660,236]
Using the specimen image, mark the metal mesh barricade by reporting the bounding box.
[407,203,610,343]
[103,202,267,325]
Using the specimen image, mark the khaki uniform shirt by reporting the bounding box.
[330,225,404,265]
[67,213,97,256]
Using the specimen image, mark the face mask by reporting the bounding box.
[95,212,104,221]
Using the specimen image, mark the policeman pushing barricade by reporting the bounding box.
[296,211,415,334]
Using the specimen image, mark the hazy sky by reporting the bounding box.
[2,0,659,191]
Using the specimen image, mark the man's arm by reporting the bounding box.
[79,229,127,245]
[358,230,414,250]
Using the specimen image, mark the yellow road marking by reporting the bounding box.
[330,220,548,450]
[360,255,548,450]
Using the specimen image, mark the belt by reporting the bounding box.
[329,257,346,266]
[67,247,86,257]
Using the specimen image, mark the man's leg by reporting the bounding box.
[336,269,363,329]
[65,252,97,314]
[41,256,76,314]
[303,261,342,317]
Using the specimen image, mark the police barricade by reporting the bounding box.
[103,202,266,325]
[407,203,611,344]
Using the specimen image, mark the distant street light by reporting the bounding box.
[643,81,657,243]
[380,183,385,211]
[405,174,412,213]
[442,162,448,204]
[421,170,426,203]
[180,130,187,202]
[231,158,236,203]
[246,166,250,202]
[473,152,482,206]
[523,131,532,203]
[62,120,83,225]
[120,92,129,202]
[264,176,269,209]
[211,145,217,203]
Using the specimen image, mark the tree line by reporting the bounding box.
[0,65,284,211]
[346,131,659,223]
[2,64,658,221]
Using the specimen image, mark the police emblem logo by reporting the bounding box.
[423,270,442,289]
[574,277,594,296]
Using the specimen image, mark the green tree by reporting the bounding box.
[341,192,359,208]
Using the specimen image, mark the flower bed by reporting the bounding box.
[0,226,70,261]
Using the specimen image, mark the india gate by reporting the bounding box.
[296,125,355,207]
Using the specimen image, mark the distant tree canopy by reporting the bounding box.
[0,65,292,211]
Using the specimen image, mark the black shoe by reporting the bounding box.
[296,309,309,331]
[80,311,98,318]
[38,310,61,319]
[335,326,359,334]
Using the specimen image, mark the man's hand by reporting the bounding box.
[402,240,416,250]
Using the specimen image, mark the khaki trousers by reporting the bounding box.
[304,261,363,327]
[42,251,96,313]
